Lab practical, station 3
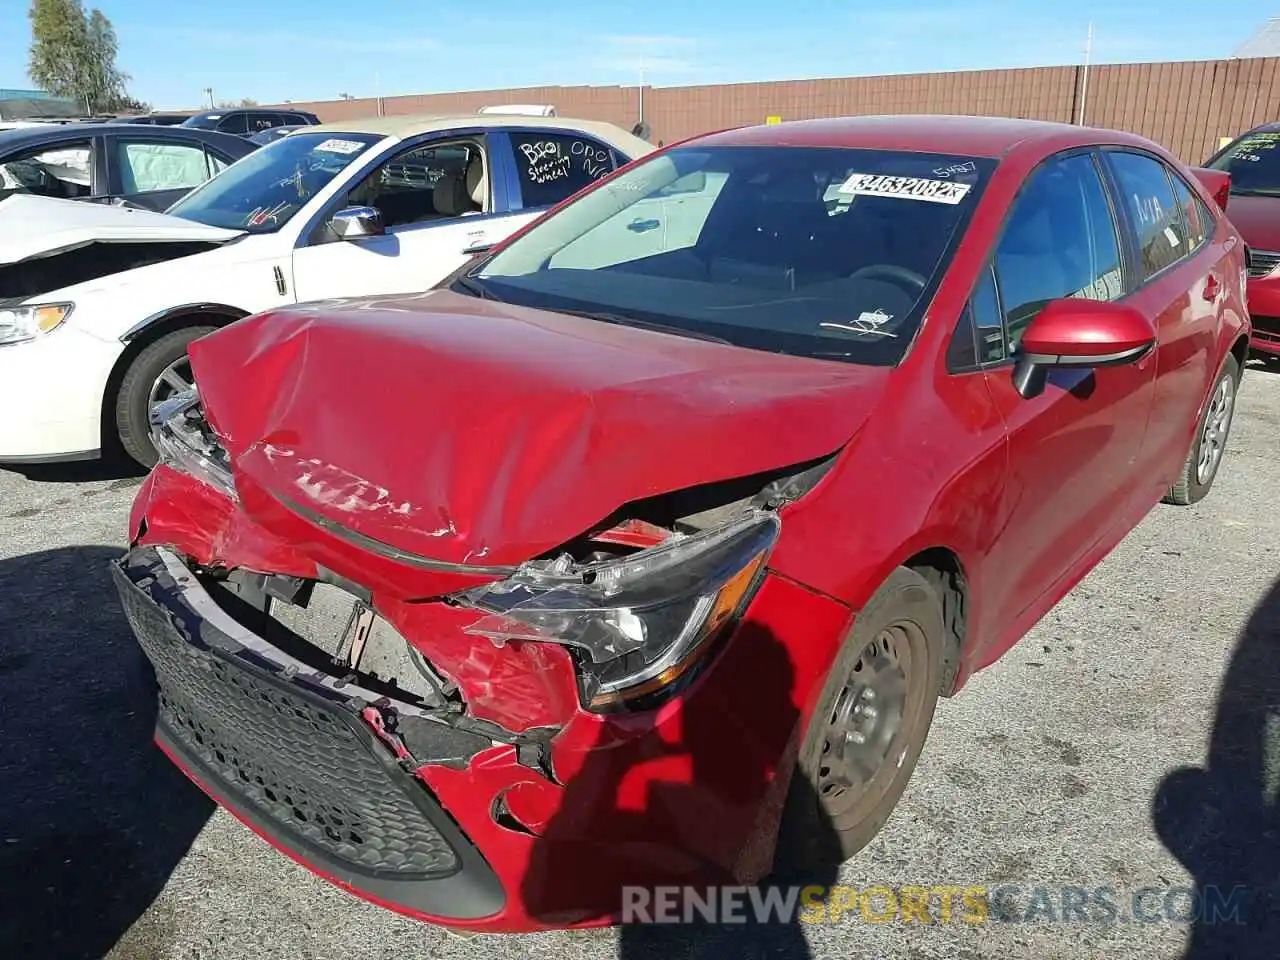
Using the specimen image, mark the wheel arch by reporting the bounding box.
[100,303,247,455]
[902,546,968,698]
[1230,332,1249,374]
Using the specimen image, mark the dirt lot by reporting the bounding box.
[1,363,1277,960]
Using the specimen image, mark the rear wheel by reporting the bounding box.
[114,326,215,468]
[777,567,945,870]
[1163,354,1239,506]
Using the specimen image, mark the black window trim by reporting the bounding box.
[947,145,1129,374]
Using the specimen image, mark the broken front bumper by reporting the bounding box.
[111,545,506,921]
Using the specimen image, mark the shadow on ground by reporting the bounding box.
[520,623,842,959]
[0,546,214,960]
[1153,574,1280,959]
[3,457,147,485]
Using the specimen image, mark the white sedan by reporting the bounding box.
[0,111,651,466]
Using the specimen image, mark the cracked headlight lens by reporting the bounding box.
[459,511,780,712]
[151,388,236,499]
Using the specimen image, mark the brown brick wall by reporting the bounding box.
[271,56,1280,163]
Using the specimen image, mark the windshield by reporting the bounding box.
[470,145,994,365]
[167,131,383,231]
[1208,130,1280,196]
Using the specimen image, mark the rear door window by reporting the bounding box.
[509,131,617,209]
[216,113,249,136]
[1107,151,1189,280]
[117,139,215,193]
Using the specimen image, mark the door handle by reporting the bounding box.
[1203,274,1221,302]
[628,218,660,233]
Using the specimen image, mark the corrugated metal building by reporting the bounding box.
[269,54,1280,164]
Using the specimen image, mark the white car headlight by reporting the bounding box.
[0,302,74,346]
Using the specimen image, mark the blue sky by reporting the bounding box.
[0,1,1269,109]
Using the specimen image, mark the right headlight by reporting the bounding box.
[459,511,780,712]
[0,302,73,346]
[150,388,236,499]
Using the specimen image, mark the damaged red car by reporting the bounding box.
[114,116,1250,931]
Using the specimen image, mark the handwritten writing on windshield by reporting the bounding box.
[519,140,572,184]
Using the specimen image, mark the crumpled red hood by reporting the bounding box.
[188,290,889,567]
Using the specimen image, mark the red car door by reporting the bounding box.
[973,150,1157,661]
[1102,150,1222,496]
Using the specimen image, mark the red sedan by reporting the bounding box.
[113,115,1249,931]
[1204,122,1280,359]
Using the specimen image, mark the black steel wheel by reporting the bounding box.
[778,566,945,869]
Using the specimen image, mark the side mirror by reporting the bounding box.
[330,205,384,240]
[1012,298,1156,400]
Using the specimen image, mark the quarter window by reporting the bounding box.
[509,132,617,209]
[1108,151,1188,280]
[1170,172,1212,251]
[994,152,1125,351]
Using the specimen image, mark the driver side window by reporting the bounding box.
[993,151,1125,352]
[0,141,94,200]
[345,140,487,229]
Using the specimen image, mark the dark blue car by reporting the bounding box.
[0,122,257,211]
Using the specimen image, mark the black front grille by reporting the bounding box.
[1253,315,1280,337]
[115,562,460,880]
[1249,249,1280,279]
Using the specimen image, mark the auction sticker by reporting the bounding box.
[838,172,972,204]
[314,138,366,154]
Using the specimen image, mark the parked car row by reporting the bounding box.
[0,110,652,465]
[84,112,1249,933]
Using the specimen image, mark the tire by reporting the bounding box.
[1163,354,1240,506]
[776,567,945,871]
[114,326,215,468]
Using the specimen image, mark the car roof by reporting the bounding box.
[0,122,251,151]
[188,107,312,120]
[693,114,1165,158]
[305,112,653,153]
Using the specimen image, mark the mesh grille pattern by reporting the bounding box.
[119,573,460,879]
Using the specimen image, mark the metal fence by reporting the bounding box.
[271,56,1280,163]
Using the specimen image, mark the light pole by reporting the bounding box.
[1076,22,1094,126]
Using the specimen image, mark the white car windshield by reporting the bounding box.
[167,132,383,232]
[469,145,995,366]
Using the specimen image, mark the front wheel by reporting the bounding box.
[1163,354,1240,506]
[114,326,215,468]
[776,567,945,871]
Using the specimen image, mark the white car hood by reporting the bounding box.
[0,193,245,266]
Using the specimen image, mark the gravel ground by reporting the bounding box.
[1,363,1277,960]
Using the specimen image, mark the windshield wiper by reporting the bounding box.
[558,309,735,346]
[452,276,494,300]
